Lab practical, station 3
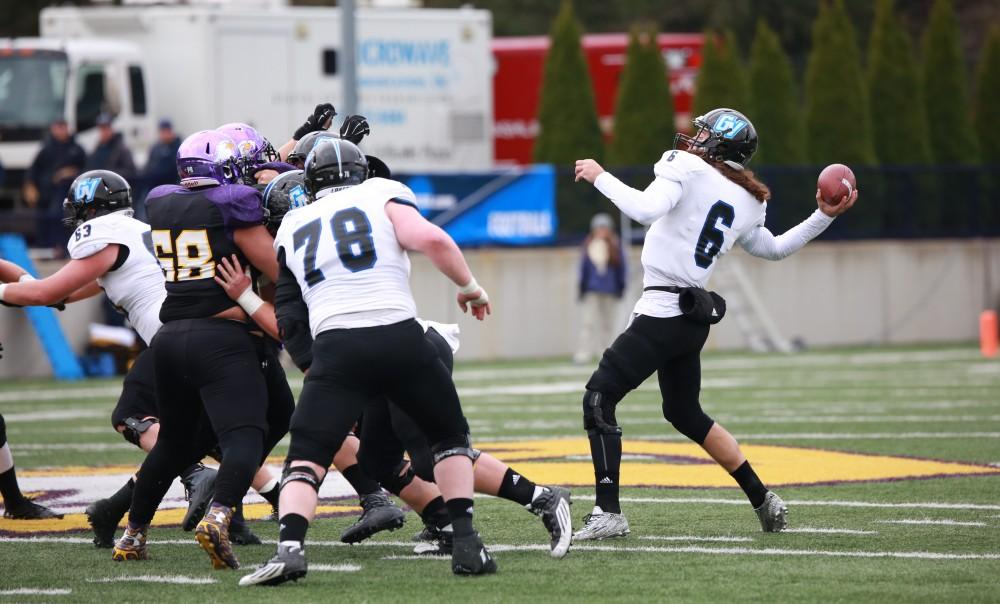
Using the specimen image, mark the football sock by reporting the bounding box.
[0,467,27,507]
[419,496,450,529]
[497,467,536,506]
[589,433,622,514]
[445,497,474,538]
[278,512,309,546]
[232,501,246,524]
[342,464,381,498]
[106,478,136,519]
[730,460,768,508]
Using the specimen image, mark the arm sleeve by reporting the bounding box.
[273,246,314,372]
[593,172,683,225]
[737,209,835,261]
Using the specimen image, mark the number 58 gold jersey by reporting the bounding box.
[145,183,265,323]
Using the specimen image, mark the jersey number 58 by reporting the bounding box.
[151,229,215,281]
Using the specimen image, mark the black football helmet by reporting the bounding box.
[262,169,310,235]
[304,139,369,196]
[287,130,338,167]
[674,108,758,169]
[62,170,132,228]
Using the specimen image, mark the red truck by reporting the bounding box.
[492,33,704,166]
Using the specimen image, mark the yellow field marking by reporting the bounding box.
[0,503,358,536]
[476,439,1000,488]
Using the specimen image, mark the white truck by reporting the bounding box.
[0,4,492,203]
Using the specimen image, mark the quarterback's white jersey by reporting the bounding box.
[66,210,166,344]
[274,177,419,334]
[595,150,833,318]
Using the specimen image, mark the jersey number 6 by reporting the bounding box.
[293,207,377,287]
[694,201,735,269]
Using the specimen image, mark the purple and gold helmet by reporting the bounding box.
[217,122,278,182]
[176,130,241,187]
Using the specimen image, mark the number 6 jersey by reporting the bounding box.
[594,150,834,318]
[273,177,419,335]
[145,183,265,322]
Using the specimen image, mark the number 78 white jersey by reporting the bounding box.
[274,177,420,335]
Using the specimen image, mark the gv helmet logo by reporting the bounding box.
[74,178,101,204]
[713,114,748,139]
[289,185,308,210]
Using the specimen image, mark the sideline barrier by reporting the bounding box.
[0,234,84,380]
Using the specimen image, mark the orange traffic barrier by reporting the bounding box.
[981,310,999,358]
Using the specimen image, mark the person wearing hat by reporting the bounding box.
[87,114,136,183]
[137,118,182,219]
[24,118,87,249]
[574,212,627,364]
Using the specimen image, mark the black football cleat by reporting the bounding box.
[3,499,64,520]
[85,498,124,548]
[451,531,497,576]
[339,491,405,544]
[239,543,307,587]
[181,464,217,532]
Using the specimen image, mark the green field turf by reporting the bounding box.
[1,344,999,603]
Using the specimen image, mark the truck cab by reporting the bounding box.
[0,38,154,207]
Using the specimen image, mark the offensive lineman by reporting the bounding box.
[240,139,495,585]
[571,108,857,540]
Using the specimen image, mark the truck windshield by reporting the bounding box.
[0,51,68,127]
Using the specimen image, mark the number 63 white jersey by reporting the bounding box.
[274,177,420,335]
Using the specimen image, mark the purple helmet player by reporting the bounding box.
[217,122,279,183]
[176,130,241,188]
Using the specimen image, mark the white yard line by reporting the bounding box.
[878,519,988,527]
[382,543,1000,561]
[639,535,754,543]
[0,588,72,596]
[0,387,121,403]
[579,496,1000,511]
[87,575,217,585]
[309,564,363,572]
[782,527,878,535]
[13,443,134,451]
[2,409,106,422]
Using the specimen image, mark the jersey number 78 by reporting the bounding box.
[293,207,377,287]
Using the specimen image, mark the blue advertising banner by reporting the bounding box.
[400,165,556,246]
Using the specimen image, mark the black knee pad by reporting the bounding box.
[280,461,325,493]
[664,404,715,444]
[120,416,158,448]
[380,460,417,496]
[430,434,480,465]
[583,390,622,436]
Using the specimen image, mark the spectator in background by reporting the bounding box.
[87,114,136,181]
[136,118,181,221]
[24,119,86,250]
[574,212,626,364]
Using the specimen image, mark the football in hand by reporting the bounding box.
[817,164,856,205]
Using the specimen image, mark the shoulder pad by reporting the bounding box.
[364,178,417,206]
[217,185,265,229]
[66,214,133,260]
[653,150,710,183]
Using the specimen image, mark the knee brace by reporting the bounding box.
[431,434,481,465]
[120,416,158,448]
[0,413,6,447]
[280,462,325,493]
[663,404,714,444]
[380,460,417,496]
[583,390,622,436]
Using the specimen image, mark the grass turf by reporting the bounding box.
[1,344,998,602]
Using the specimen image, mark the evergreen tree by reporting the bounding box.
[533,0,603,164]
[692,30,748,118]
[867,0,931,164]
[804,0,876,165]
[922,0,979,163]
[747,19,804,165]
[607,26,675,167]
[974,25,1000,164]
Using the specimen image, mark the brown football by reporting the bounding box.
[817,164,856,205]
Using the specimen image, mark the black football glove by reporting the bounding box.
[293,102,337,140]
[339,115,370,145]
